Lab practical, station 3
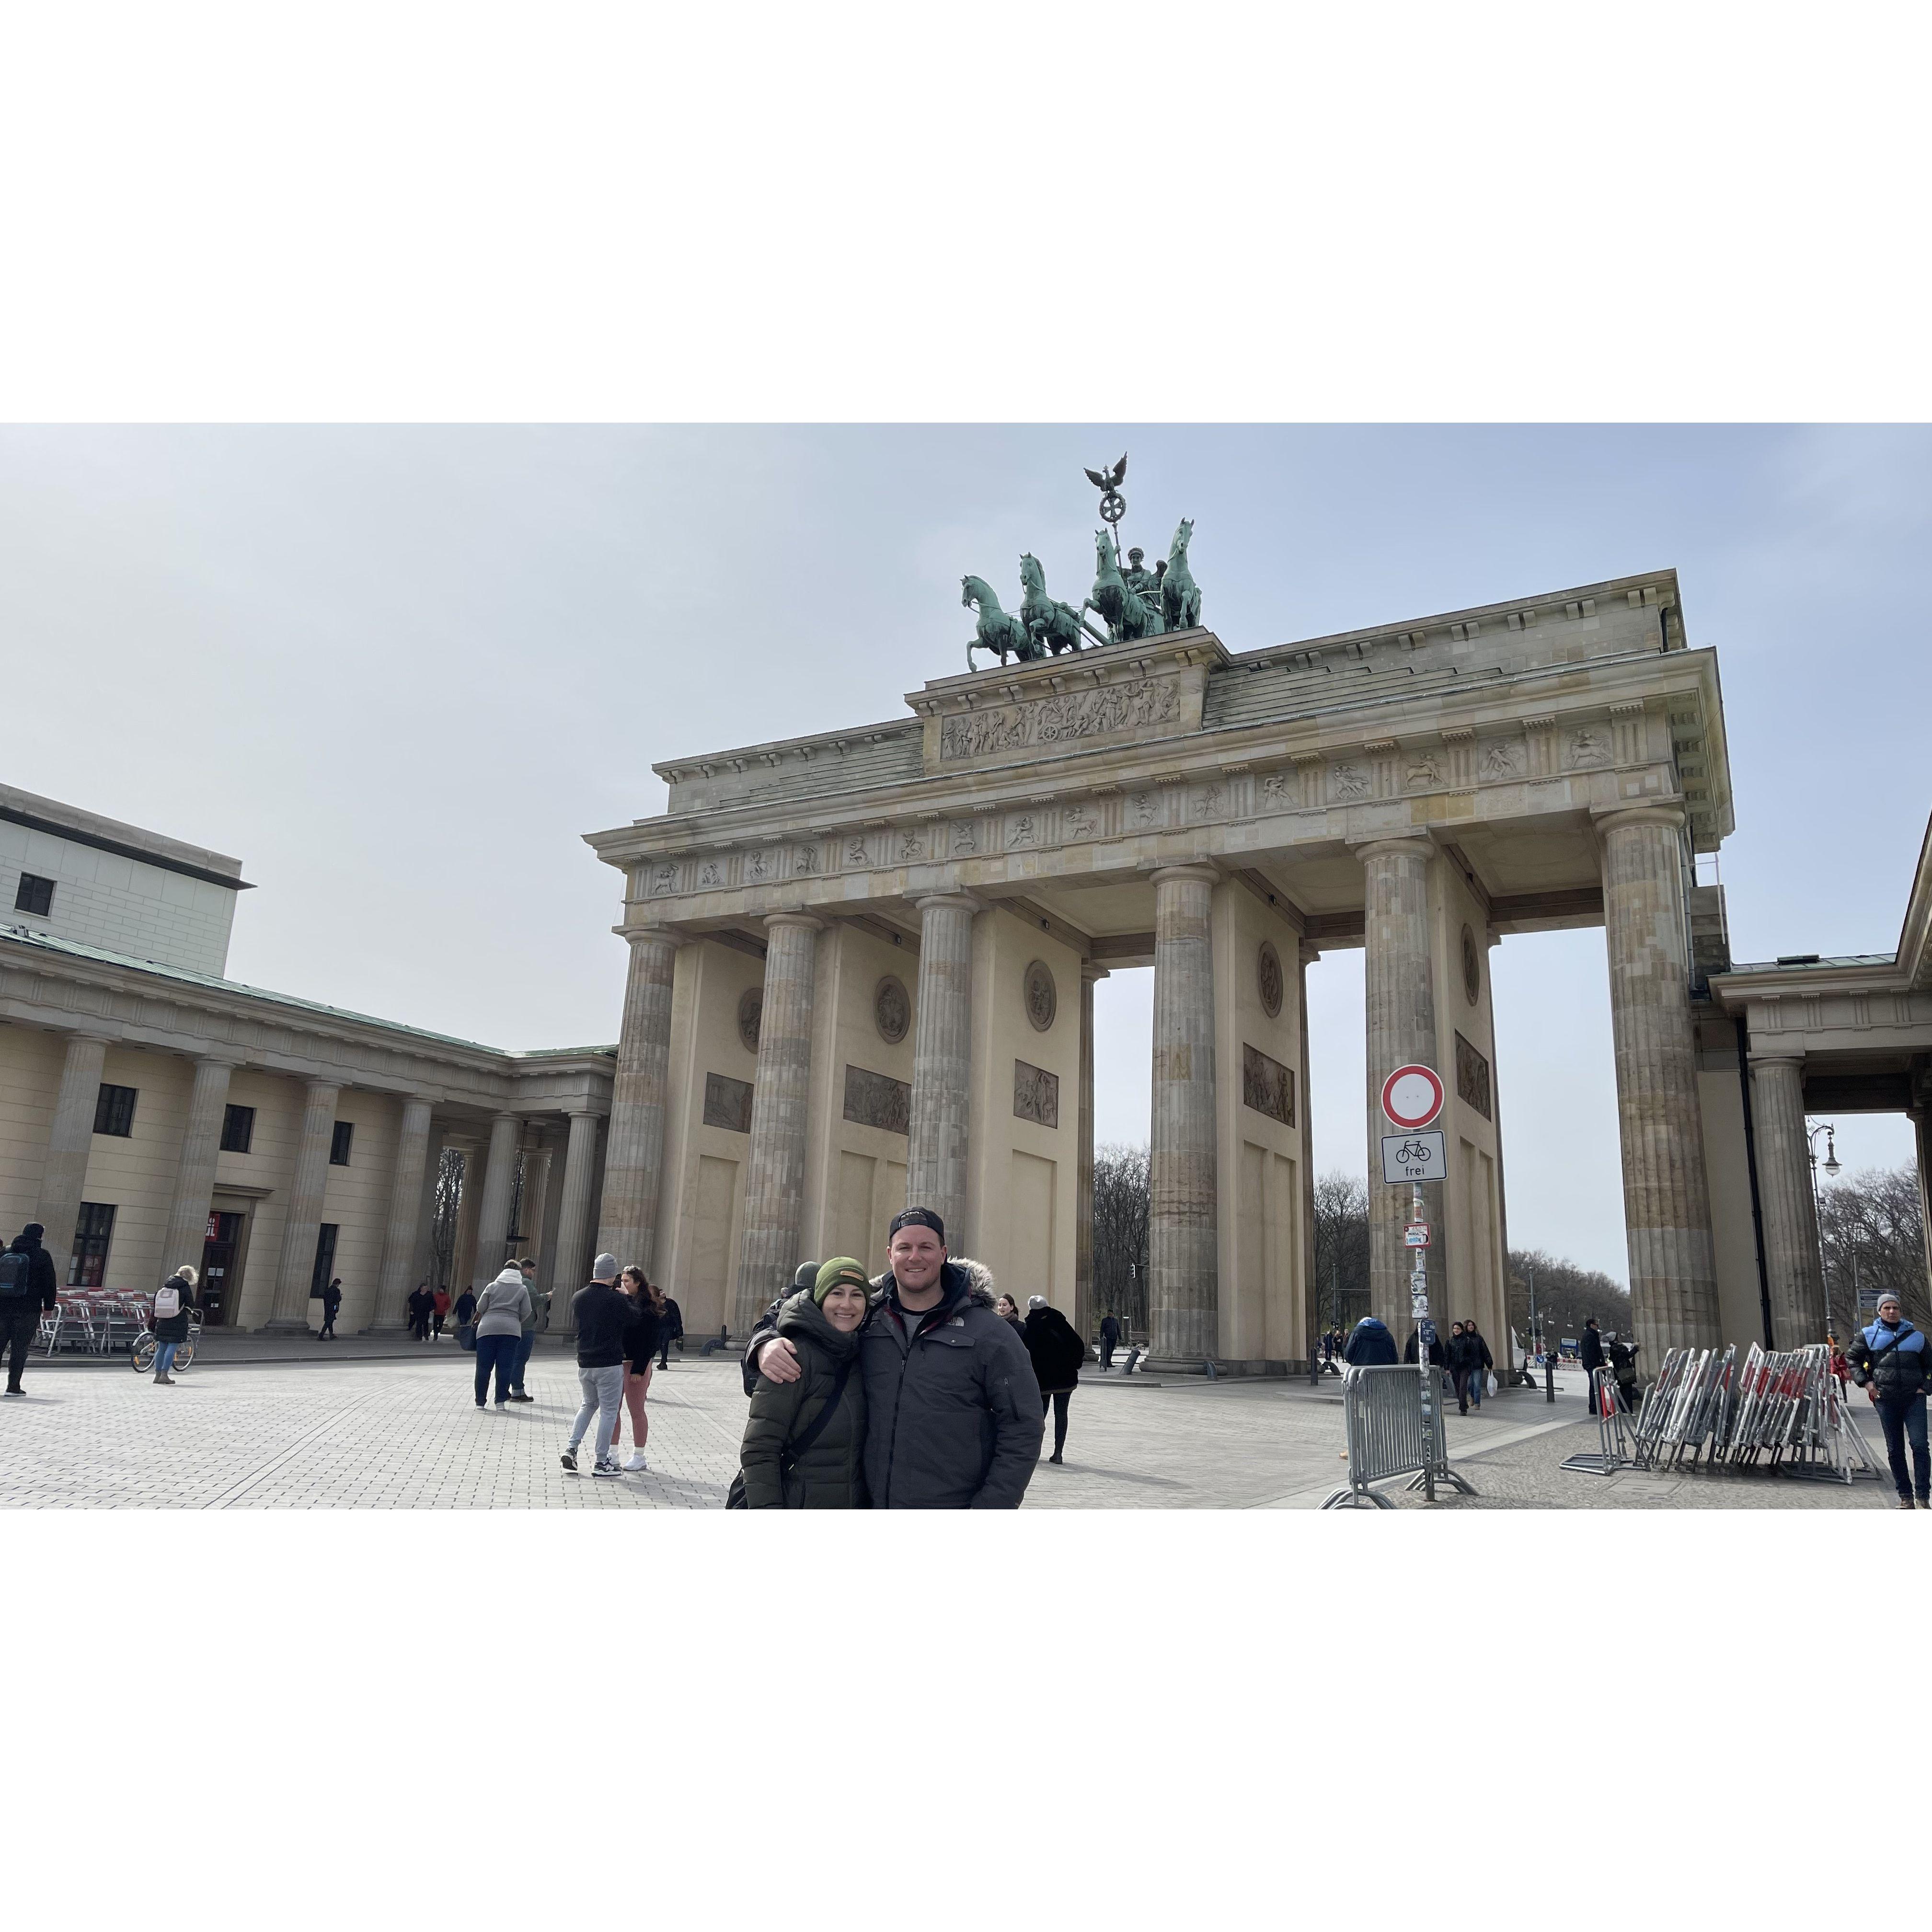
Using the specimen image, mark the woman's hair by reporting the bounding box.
[172,1264,198,1286]
[646,1278,666,1308]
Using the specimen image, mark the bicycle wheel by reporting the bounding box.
[172,1338,196,1371]
[131,1334,156,1373]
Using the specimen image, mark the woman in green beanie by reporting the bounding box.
[737,1258,871,1508]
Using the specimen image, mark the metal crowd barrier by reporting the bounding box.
[1322,1364,1477,1509]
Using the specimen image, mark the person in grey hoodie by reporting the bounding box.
[472,1264,531,1410]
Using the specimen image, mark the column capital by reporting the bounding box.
[1079,961,1111,985]
[490,1109,522,1125]
[1592,804,1686,839]
[615,923,689,952]
[60,1028,115,1046]
[566,1104,606,1121]
[1148,862,1220,889]
[192,1050,246,1070]
[304,1075,342,1097]
[1350,836,1435,867]
[762,911,825,935]
[1298,940,1322,968]
[1747,1050,1808,1070]
[915,891,982,915]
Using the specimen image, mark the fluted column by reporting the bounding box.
[369,1096,435,1330]
[1598,805,1720,1358]
[1357,837,1439,1337]
[731,914,823,1334]
[1750,1054,1826,1346]
[37,1031,111,1270]
[552,1107,603,1320]
[1298,940,1321,1365]
[1913,1092,1932,1323]
[469,1112,523,1291]
[595,930,680,1272]
[1074,963,1105,1339]
[159,1055,238,1279]
[1149,865,1219,1361]
[265,1079,342,1331]
[907,893,978,1239]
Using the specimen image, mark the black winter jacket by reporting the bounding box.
[1459,1329,1495,1376]
[738,1292,868,1508]
[1579,1327,1606,1372]
[1849,1318,1932,1401]
[572,1282,631,1368]
[1345,1318,1398,1366]
[745,1260,1042,1508]
[1024,1306,1085,1393]
[1404,1330,1446,1367]
[4,1232,58,1312]
[150,1278,197,1343]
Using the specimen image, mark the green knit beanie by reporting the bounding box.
[814,1257,871,1305]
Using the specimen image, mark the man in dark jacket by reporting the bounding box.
[1,1223,59,1395]
[319,1277,343,1340]
[1344,1314,1398,1366]
[1848,1292,1931,1508]
[562,1254,631,1476]
[1024,1295,1085,1465]
[1578,1318,1606,1414]
[1098,1311,1121,1372]
[746,1207,1042,1507]
[656,1293,683,1369]
[406,1283,434,1341]
[1460,1320,1494,1411]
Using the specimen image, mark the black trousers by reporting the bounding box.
[1041,1388,1071,1456]
[2,1301,40,1388]
[1874,1392,1930,1500]
[320,1309,337,1337]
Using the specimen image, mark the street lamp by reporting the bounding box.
[1807,1120,1840,1335]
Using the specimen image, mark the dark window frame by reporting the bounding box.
[14,873,55,917]
[219,1103,256,1154]
[69,1202,116,1287]
[93,1083,138,1138]
[329,1120,354,1167]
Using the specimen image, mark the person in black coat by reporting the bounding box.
[1578,1318,1606,1414]
[656,1293,683,1369]
[1,1222,59,1397]
[1098,1311,1122,1372]
[150,1264,199,1384]
[1460,1320,1494,1411]
[319,1277,343,1340]
[1344,1316,1398,1366]
[1023,1296,1085,1465]
[406,1283,434,1341]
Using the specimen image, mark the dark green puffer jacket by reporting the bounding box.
[738,1291,868,1509]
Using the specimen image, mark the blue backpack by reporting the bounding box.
[0,1250,33,1296]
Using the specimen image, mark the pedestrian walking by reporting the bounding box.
[1023,1294,1085,1465]
[994,1292,1025,1335]
[656,1291,683,1369]
[506,1258,546,1403]
[1579,1317,1606,1415]
[1344,1314,1398,1366]
[0,1221,58,1396]
[454,1286,477,1329]
[737,1257,870,1508]
[1461,1320,1494,1411]
[561,1254,631,1477]
[407,1282,434,1341]
[472,1265,530,1410]
[745,1206,1042,1508]
[148,1264,199,1384]
[609,1265,661,1472]
[319,1276,343,1340]
[1098,1310,1121,1373]
[1847,1291,1932,1509]
[432,1285,451,1339]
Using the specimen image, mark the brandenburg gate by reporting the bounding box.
[584,546,1734,1371]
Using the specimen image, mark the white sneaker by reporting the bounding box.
[623,1449,648,1472]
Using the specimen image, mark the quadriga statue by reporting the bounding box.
[1162,518,1202,632]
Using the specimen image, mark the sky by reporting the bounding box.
[2,423,1927,1282]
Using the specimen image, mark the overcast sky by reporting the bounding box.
[3,424,1926,1282]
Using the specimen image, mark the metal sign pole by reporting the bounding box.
[1413,1173,1434,1502]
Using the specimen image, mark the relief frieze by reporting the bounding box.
[843,1064,910,1136]
[938,677,1184,762]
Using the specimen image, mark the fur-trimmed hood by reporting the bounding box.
[868,1256,997,1310]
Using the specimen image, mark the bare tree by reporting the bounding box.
[1311,1171,1370,1337]
[429,1147,465,1292]
[1818,1163,1930,1335]
[1092,1142,1149,1336]
[1506,1247,1632,1349]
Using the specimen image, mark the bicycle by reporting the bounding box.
[131,1310,202,1375]
[1395,1139,1436,1166]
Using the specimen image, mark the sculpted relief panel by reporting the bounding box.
[843,1064,910,1137]
[938,678,1183,762]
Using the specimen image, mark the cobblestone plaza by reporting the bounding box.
[1,1346,1897,1510]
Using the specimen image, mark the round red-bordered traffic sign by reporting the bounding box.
[1381,1064,1444,1130]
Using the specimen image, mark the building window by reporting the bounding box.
[69,1202,115,1287]
[220,1104,255,1154]
[93,1084,138,1137]
[310,1223,339,1299]
[329,1120,354,1166]
[14,873,55,917]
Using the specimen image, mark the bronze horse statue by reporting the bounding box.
[1020,552,1106,656]
[963,574,1039,670]
[1087,529,1161,644]
[1161,518,1202,632]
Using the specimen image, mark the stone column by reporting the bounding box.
[1149,866,1219,1361]
[1912,1087,1932,1319]
[595,930,680,1271]
[1598,805,1720,1358]
[731,914,823,1335]
[552,1107,603,1316]
[36,1031,110,1270]
[265,1079,342,1331]
[1298,940,1321,1364]
[158,1055,238,1279]
[1356,838,1439,1337]
[1074,963,1105,1340]
[907,893,978,1239]
[468,1112,523,1291]
[369,1096,435,1330]
[1749,1053,1827,1346]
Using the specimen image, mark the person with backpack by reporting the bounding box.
[737,1257,870,1507]
[1848,1291,1932,1509]
[149,1264,199,1385]
[319,1277,343,1340]
[1,1221,59,1396]
[1023,1294,1086,1465]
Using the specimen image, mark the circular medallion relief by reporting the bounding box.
[1023,959,1057,1033]
[737,987,763,1054]
[1257,940,1284,1020]
[1461,923,1482,1006]
[874,974,910,1045]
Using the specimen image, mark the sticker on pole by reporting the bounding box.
[1381,1129,1446,1184]
[1380,1064,1445,1130]
[1403,1223,1430,1248]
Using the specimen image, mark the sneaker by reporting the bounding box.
[592,1459,621,1478]
[154,1374,175,1385]
[1900,1497,1917,1510]
[508,1392,535,1404]
[560,1448,578,1472]
[4,1385,24,1397]
[476,1401,486,1409]
[622,1449,647,1472]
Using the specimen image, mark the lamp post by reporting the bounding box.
[1807,1120,1841,1333]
